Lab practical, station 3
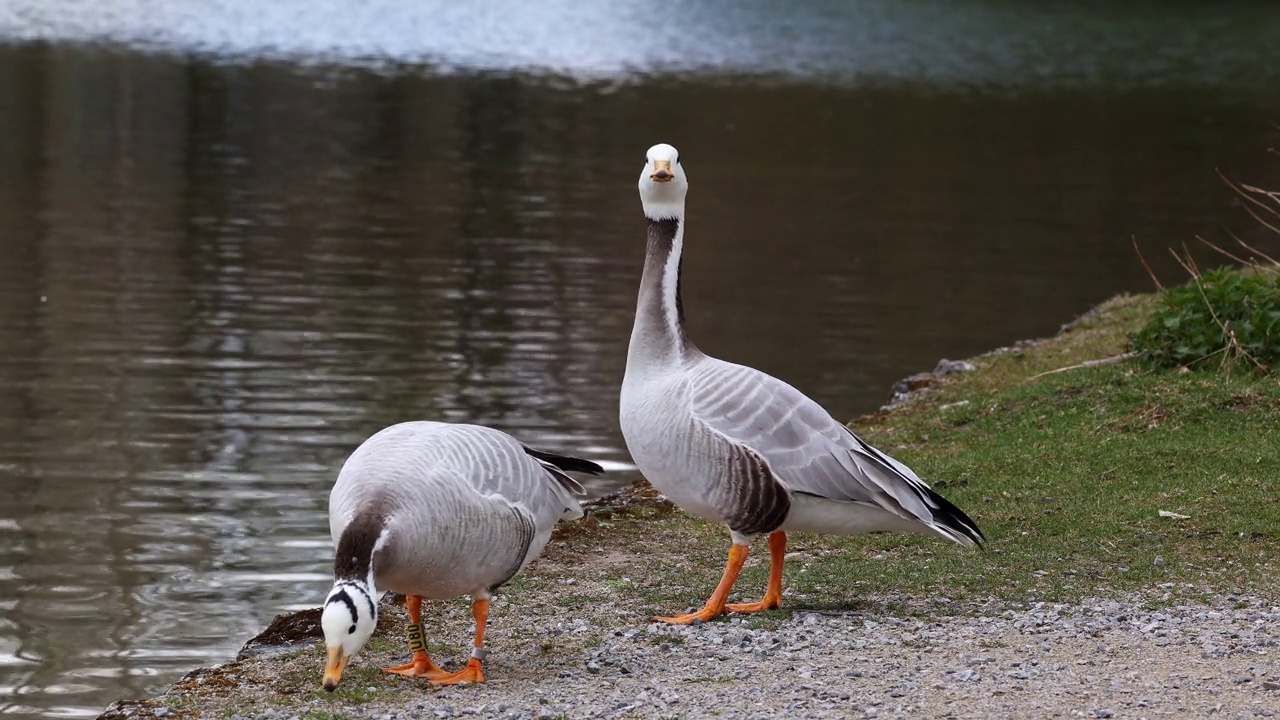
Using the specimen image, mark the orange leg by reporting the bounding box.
[726,531,787,613]
[429,597,487,685]
[653,543,750,625]
[384,595,447,679]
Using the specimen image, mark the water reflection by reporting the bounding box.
[0,15,1279,719]
[5,0,1280,88]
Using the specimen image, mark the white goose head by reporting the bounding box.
[320,579,379,690]
[638,143,688,221]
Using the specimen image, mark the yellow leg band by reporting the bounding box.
[406,623,426,652]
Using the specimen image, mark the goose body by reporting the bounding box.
[620,143,984,624]
[622,358,978,542]
[320,421,598,689]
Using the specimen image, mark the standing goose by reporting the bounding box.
[619,143,985,625]
[320,421,600,689]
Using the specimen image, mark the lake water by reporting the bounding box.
[1,2,1279,717]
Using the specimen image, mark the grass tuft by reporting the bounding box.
[135,261,1280,718]
[854,293,1279,603]
[1130,265,1280,374]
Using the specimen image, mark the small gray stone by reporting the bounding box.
[934,359,977,375]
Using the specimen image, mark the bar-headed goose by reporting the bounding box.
[320,421,600,689]
[619,143,985,625]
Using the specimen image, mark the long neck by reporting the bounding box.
[334,511,386,590]
[628,215,692,367]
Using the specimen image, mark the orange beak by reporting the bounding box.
[650,159,674,183]
[322,646,347,691]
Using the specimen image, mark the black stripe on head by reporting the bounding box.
[339,581,377,619]
[326,588,359,625]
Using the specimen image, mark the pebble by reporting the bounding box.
[129,590,1279,720]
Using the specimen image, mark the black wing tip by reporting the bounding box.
[925,486,987,549]
[523,446,605,475]
[842,427,986,548]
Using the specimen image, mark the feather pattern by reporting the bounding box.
[622,146,983,549]
[687,357,983,545]
[328,421,590,600]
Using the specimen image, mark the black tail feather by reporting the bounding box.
[924,485,986,549]
[522,446,605,476]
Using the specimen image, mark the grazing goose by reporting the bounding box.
[320,421,600,690]
[619,143,985,625]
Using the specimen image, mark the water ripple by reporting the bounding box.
[2,1,1280,89]
[1,22,1278,719]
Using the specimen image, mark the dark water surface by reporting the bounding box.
[2,3,1280,717]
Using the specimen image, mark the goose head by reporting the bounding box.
[638,143,688,221]
[320,579,378,691]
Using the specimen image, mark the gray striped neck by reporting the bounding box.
[334,510,389,587]
[327,514,386,628]
[629,215,691,366]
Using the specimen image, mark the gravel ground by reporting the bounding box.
[94,333,1280,719]
[101,587,1279,720]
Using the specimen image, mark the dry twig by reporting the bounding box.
[1224,228,1280,267]
[1218,168,1280,236]
[1026,352,1139,381]
[1132,235,1164,291]
[1195,234,1252,267]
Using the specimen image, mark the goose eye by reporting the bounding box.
[348,624,357,634]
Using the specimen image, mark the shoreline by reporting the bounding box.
[97,294,1280,720]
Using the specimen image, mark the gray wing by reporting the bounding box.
[329,422,594,596]
[335,423,585,527]
[445,425,586,524]
[687,358,955,527]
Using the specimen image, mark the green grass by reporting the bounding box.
[842,371,1279,600]
[1131,265,1280,373]
[566,293,1279,613]
[832,293,1280,603]
[147,292,1280,715]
